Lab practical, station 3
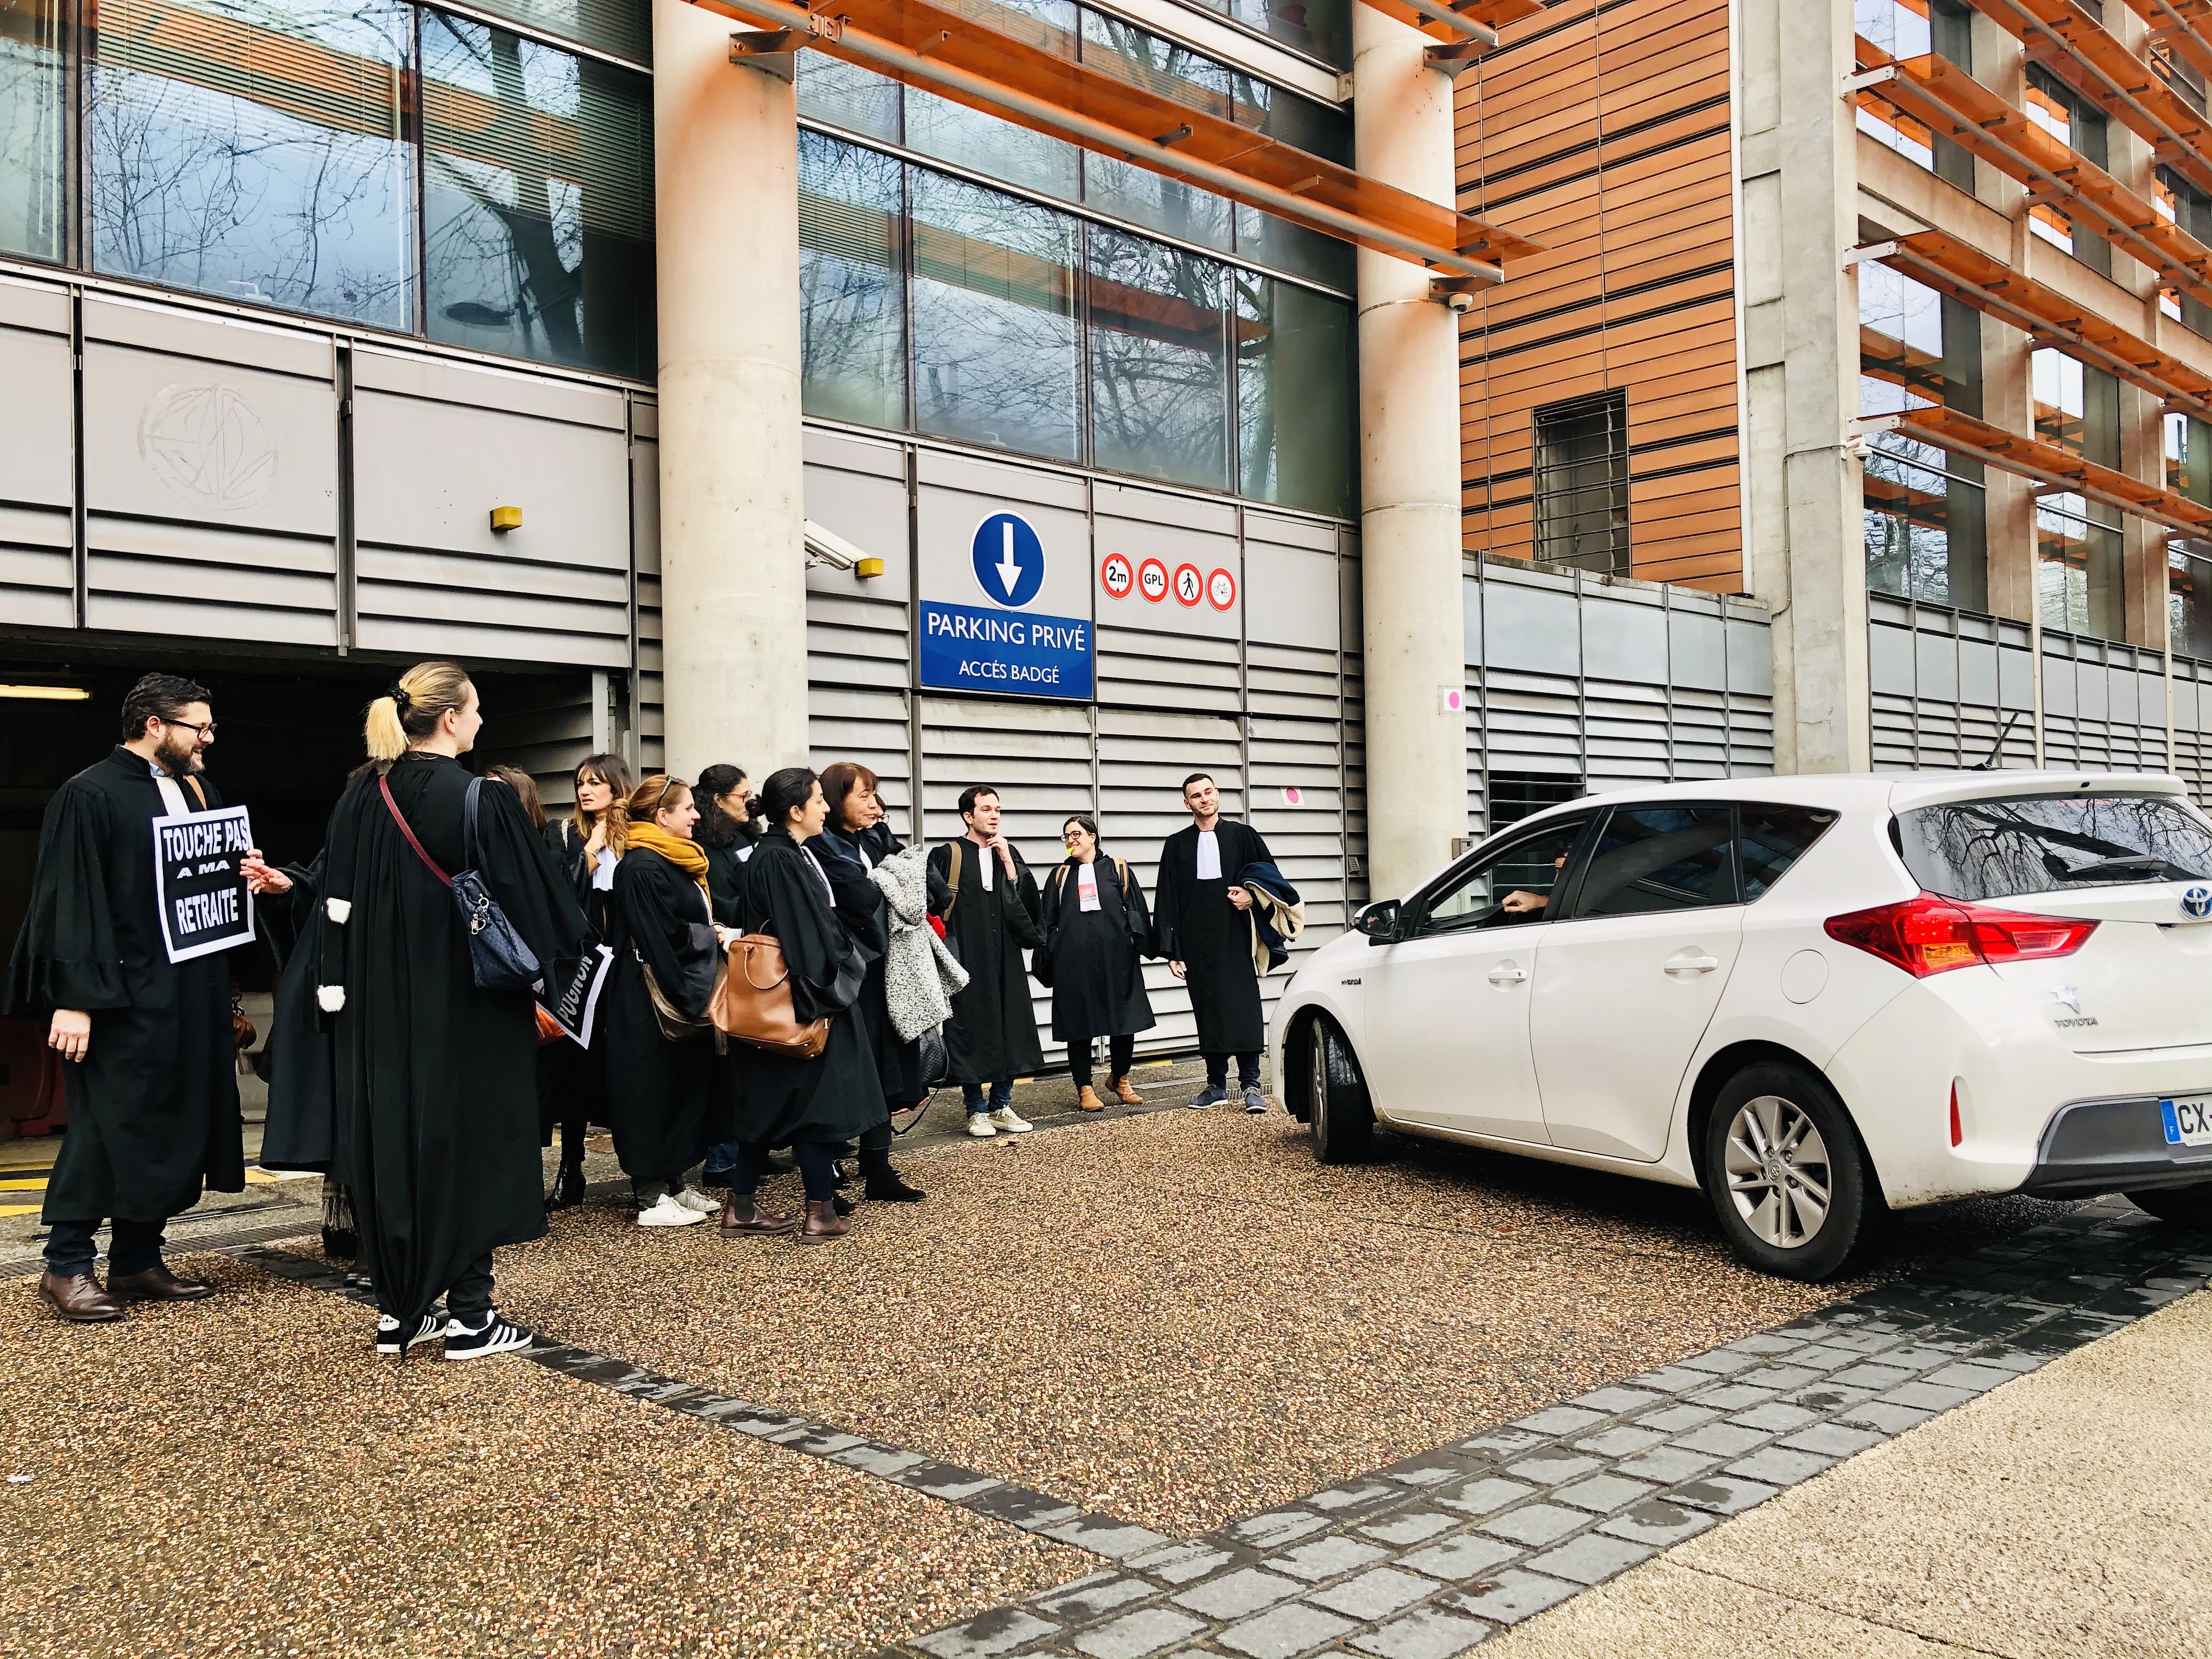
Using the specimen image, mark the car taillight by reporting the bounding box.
[1824,893,2097,978]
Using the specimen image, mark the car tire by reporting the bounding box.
[1701,1060,1883,1282]
[1306,1015,1374,1165]
[2122,1183,2212,1229]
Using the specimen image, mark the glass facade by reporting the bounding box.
[1860,262,1987,610]
[421,13,654,376]
[0,0,64,262]
[2032,347,2124,639]
[1186,0,1349,70]
[89,0,416,329]
[2023,66,2111,276]
[19,0,652,378]
[803,131,1357,516]
[795,31,1355,292]
[1853,0,1972,189]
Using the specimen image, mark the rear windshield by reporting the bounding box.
[1895,793,2212,902]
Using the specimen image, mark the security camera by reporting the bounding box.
[1443,290,1475,315]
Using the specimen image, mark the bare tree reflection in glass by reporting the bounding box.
[1087,227,1227,489]
[0,0,65,261]
[799,133,906,430]
[1235,266,1355,517]
[88,0,414,326]
[422,11,653,378]
[912,169,1079,460]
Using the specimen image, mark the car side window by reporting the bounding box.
[1415,817,1590,935]
[1567,805,1738,919]
[1739,803,1838,900]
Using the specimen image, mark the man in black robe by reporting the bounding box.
[928,785,1044,1137]
[5,674,245,1321]
[1153,772,1275,1114]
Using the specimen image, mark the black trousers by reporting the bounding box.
[1070,1034,1136,1088]
[44,1217,164,1279]
[730,1141,838,1201]
[447,1254,495,1321]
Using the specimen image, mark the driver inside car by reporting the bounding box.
[1501,849,1569,917]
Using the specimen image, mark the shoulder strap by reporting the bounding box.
[183,775,207,811]
[463,776,484,870]
[379,773,452,888]
[944,840,963,918]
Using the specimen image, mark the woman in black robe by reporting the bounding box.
[815,761,926,1203]
[719,767,881,1245]
[1037,814,1157,1114]
[598,775,725,1229]
[537,752,633,1208]
[277,662,591,1361]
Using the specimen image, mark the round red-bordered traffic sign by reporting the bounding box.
[1206,566,1237,612]
[1136,556,1169,603]
[1172,562,1203,607]
[1100,551,1133,599]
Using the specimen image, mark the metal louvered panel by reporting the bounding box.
[1866,597,2038,775]
[1097,704,1244,1059]
[1097,623,1242,713]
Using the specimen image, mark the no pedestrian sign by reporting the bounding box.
[151,805,255,963]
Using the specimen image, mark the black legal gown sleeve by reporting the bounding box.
[618,854,716,1020]
[259,852,339,1173]
[1003,849,1047,948]
[3,782,127,1015]
[1152,831,1191,961]
[476,779,595,995]
[1120,859,1156,952]
[743,844,867,1023]
[814,830,888,960]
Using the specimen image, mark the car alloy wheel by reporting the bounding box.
[1722,1093,1832,1250]
[1305,1015,1373,1164]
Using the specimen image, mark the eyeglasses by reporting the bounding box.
[163,718,216,737]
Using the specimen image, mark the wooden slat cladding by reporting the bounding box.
[1457,0,1742,591]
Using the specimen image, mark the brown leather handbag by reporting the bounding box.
[710,934,831,1059]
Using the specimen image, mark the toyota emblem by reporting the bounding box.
[2183,885,2212,920]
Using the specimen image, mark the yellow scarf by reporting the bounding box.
[625,821,711,903]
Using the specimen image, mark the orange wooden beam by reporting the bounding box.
[1858,229,2212,424]
[1850,42,2212,311]
[1356,0,1540,47]
[694,0,1539,278]
[1964,0,2212,199]
[1861,404,2212,537]
[2120,0,2212,86]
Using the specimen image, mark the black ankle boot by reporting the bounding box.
[546,1158,587,1211]
[861,1148,926,1202]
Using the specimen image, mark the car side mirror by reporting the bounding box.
[1353,899,1401,945]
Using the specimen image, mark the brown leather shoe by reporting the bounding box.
[38,1272,125,1323]
[1076,1084,1105,1113]
[795,1198,850,1245]
[106,1263,215,1301]
[717,1195,799,1236]
[1110,1074,1145,1105]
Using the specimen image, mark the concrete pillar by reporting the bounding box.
[1355,8,1468,898]
[653,0,809,781]
[1738,0,1869,775]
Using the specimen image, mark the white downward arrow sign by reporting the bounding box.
[997,522,1024,598]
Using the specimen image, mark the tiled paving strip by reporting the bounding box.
[233,1243,1172,1561]
[883,1198,2212,1659]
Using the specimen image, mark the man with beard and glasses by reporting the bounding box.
[5,674,248,1322]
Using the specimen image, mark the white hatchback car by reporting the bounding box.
[1270,771,2212,1279]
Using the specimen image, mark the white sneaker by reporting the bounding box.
[989,1106,1032,1133]
[671,1186,720,1213]
[967,1113,998,1137]
[636,1194,708,1227]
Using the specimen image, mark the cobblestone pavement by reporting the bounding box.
[3,1101,2191,1658]
[882,1198,2209,1659]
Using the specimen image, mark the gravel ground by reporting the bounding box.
[469,1109,2077,1538]
[0,1252,1088,1659]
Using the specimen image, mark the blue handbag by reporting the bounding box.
[379,773,543,993]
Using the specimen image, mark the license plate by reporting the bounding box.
[2162,1096,2212,1147]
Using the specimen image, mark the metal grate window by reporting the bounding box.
[1532,390,1629,575]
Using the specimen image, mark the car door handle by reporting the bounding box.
[1664,950,1721,975]
[1486,962,1528,985]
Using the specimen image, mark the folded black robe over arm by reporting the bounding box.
[727,828,881,1147]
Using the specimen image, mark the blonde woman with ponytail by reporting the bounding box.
[296,661,594,1361]
[598,774,729,1228]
